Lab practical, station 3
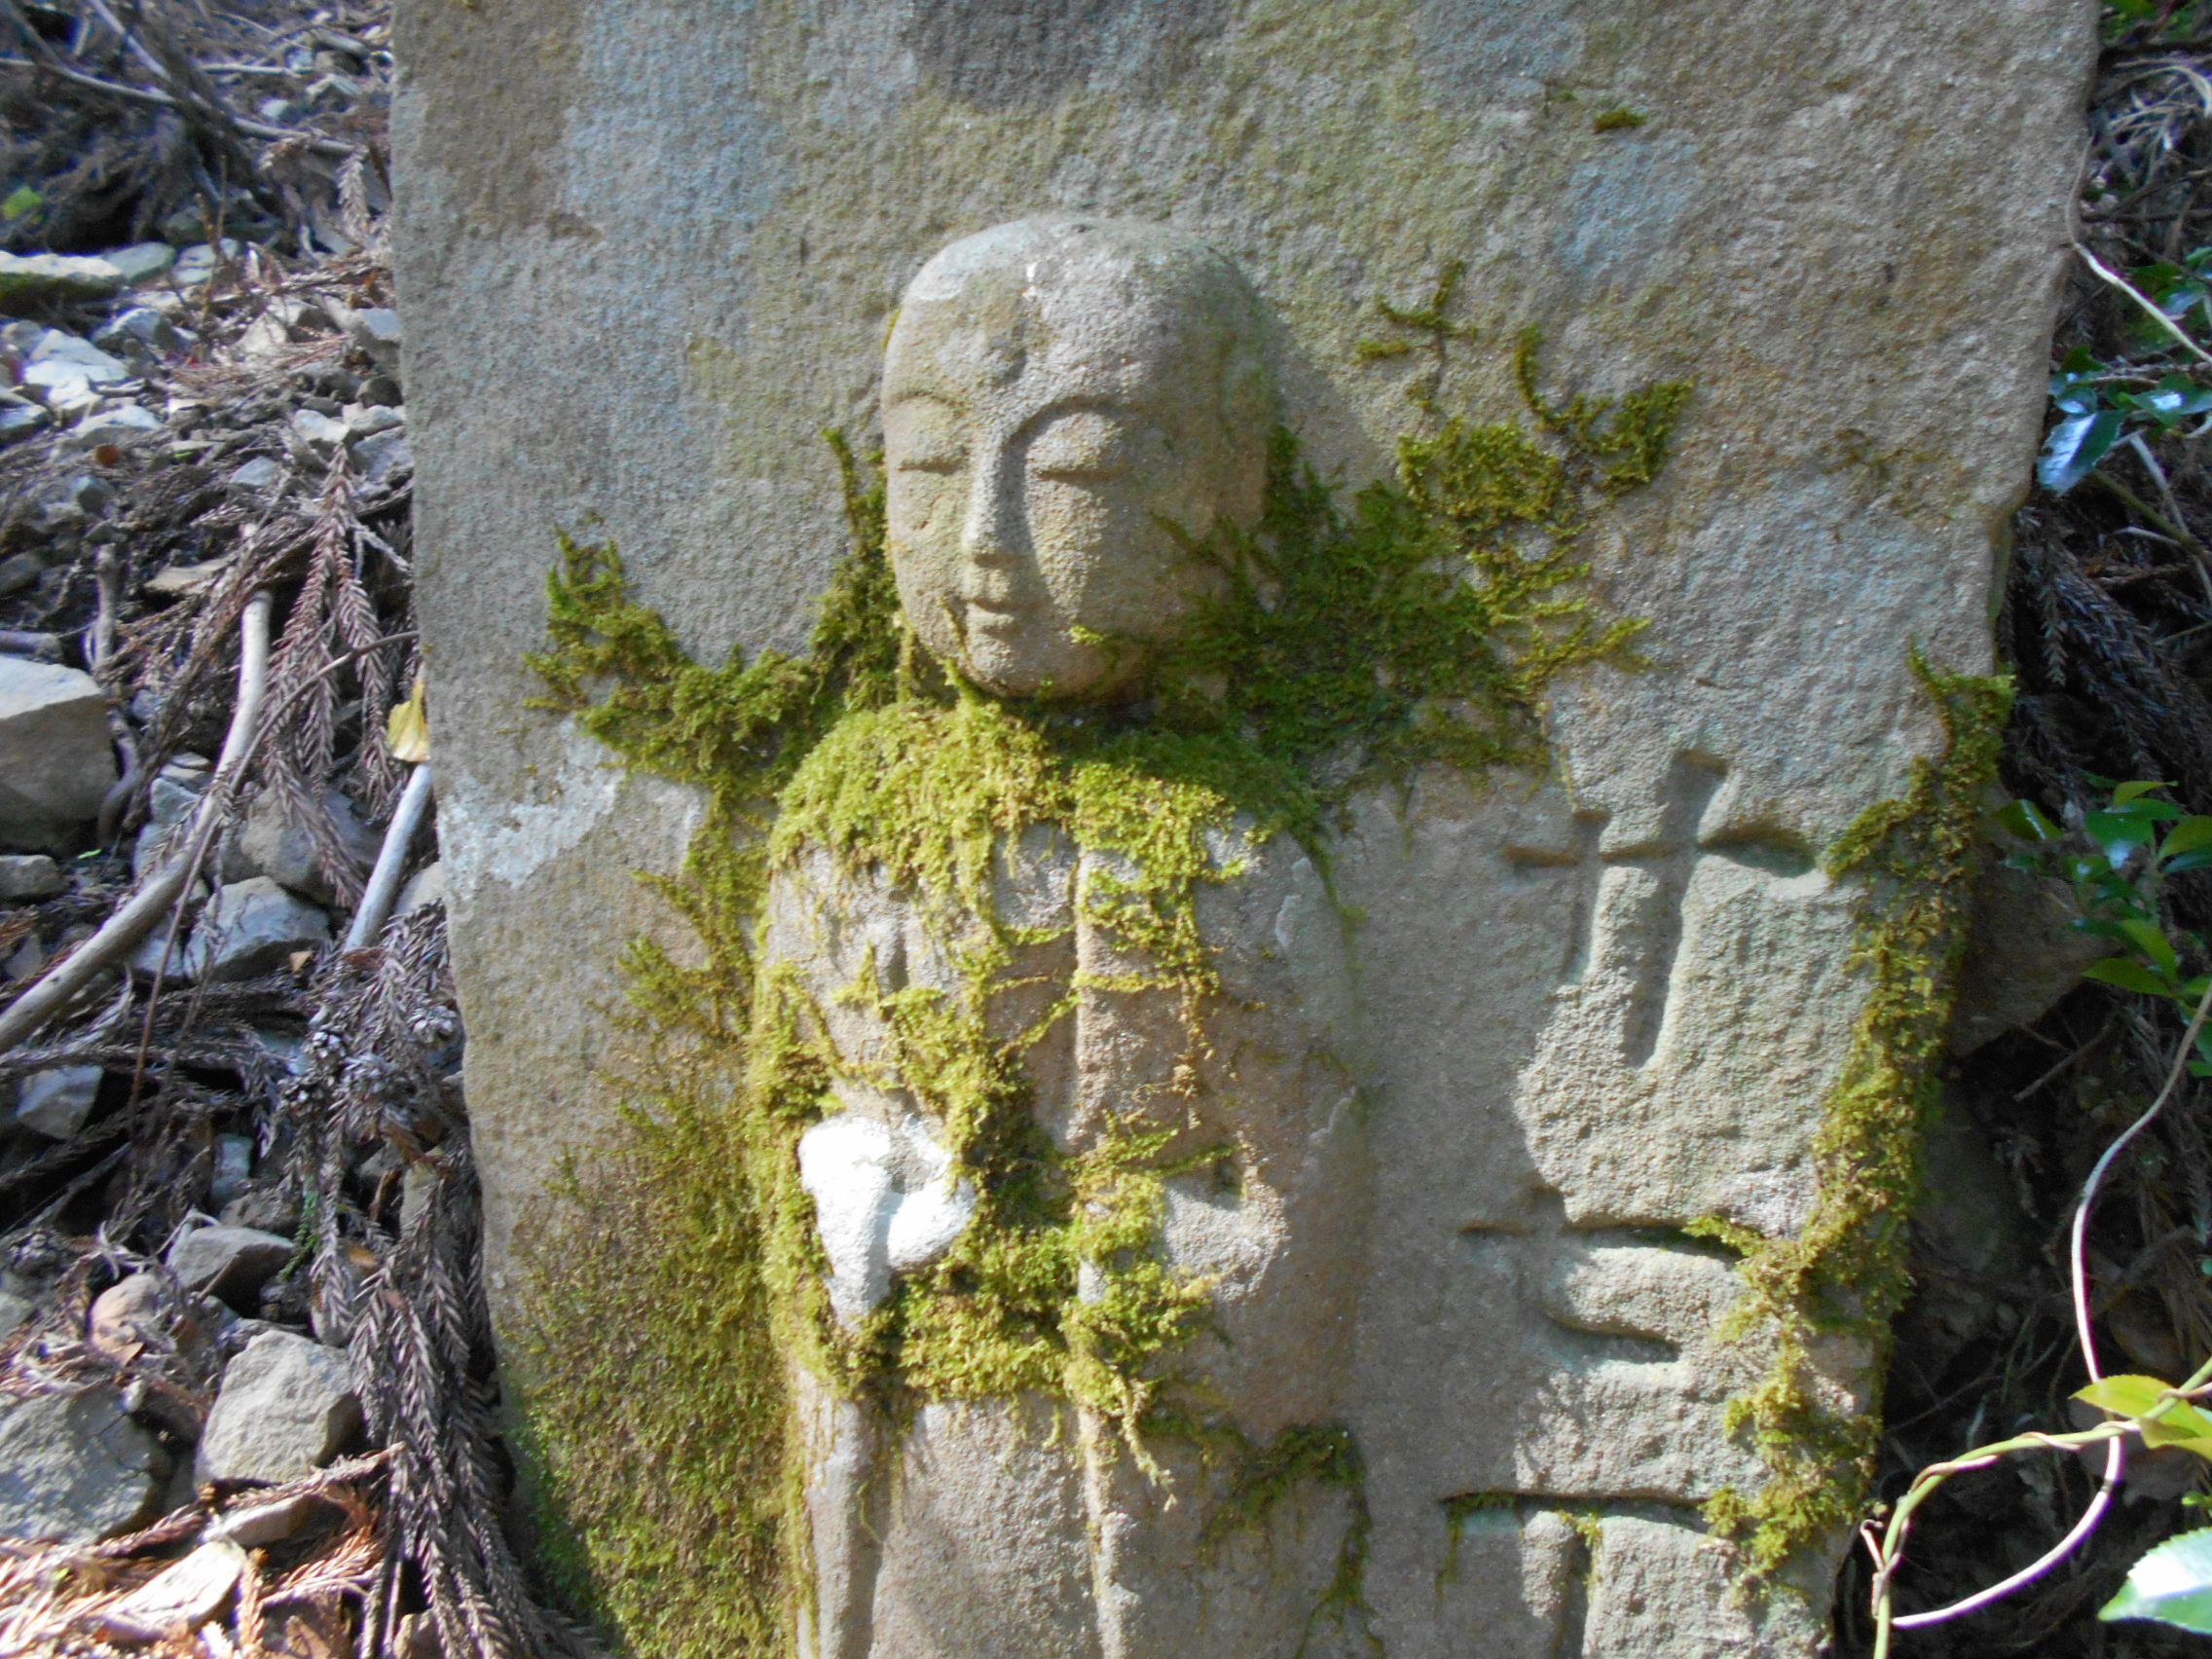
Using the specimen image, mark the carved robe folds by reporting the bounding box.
[763,818,1369,1659]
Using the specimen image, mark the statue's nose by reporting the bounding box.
[961,455,1022,571]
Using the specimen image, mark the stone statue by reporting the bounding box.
[762,217,1373,1659]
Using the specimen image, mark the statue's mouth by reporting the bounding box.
[966,598,1023,635]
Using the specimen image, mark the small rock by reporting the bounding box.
[350,426,412,489]
[196,1331,361,1486]
[0,251,125,312]
[92,305,182,358]
[184,877,331,983]
[349,308,401,370]
[342,403,403,442]
[0,1287,35,1343]
[102,243,177,285]
[15,1065,101,1140]
[158,205,207,244]
[395,861,445,917]
[0,551,43,597]
[394,1611,443,1659]
[88,1273,178,1363]
[288,407,347,453]
[0,1387,166,1542]
[131,762,211,878]
[62,402,162,451]
[225,788,376,905]
[26,328,129,375]
[19,346,129,411]
[0,853,63,901]
[209,1135,254,1210]
[170,241,242,289]
[0,399,49,439]
[227,456,283,493]
[166,1226,294,1309]
[220,1185,303,1241]
[204,1490,328,1547]
[96,1538,247,1641]
[0,318,41,354]
[0,659,115,851]
[243,1026,310,1079]
[2,936,40,981]
[358,373,402,408]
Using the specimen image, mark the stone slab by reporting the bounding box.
[395,3,2096,1653]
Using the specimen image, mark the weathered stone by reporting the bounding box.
[0,1287,35,1343]
[209,1134,255,1209]
[398,2,2096,1650]
[1949,859,2116,1052]
[166,1226,295,1309]
[196,1331,361,1486]
[228,456,284,493]
[19,332,129,410]
[62,402,163,451]
[131,758,211,877]
[204,1490,329,1547]
[93,305,183,358]
[14,1065,101,1140]
[394,860,444,915]
[0,1387,166,1543]
[350,307,401,370]
[0,551,41,597]
[170,240,241,289]
[0,251,124,311]
[0,853,64,900]
[350,426,412,488]
[88,1273,177,1363]
[222,786,377,903]
[0,658,115,851]
[184,877,330,983]
[102,242,178,285]
[94,1540,247,1642]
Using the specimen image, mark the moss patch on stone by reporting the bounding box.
[511,338,1686,1657]
[1696,662,2012,1582]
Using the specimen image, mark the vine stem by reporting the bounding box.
[1868,979,2212,1655]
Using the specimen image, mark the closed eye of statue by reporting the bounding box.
[888,401,967,474]
[1028,408,1144,484]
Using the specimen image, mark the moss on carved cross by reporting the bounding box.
[510,342,1686,1659]
[1695,663,2012,1584]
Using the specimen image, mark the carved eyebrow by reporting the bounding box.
[883,387,961,413]
[1015,397,1151,438]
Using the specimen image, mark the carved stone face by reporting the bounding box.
[883,217,1270,700]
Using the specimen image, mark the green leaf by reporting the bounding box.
[2041,410,2123,494]
[2086,958,2176,996]
[2115,781,2179,807]
[2002,798,2062,842]
[2088,810,2158,867]
[2102,1530,2212,1631]
[2120,917,2183,975]
[2079,1374,2212,1447]
[0,185,37,221]
[2164,817,2212,861]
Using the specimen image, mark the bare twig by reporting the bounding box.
[344,762,431,950]
[0,592,272,1055]
[0,54,355,155]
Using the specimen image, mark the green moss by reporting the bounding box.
[1698,662,2012,1582]
[513,327,1688,1655]
[1591,108,1649,132]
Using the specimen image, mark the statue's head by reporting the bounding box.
[883,216,1272,701]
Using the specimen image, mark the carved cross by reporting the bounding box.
[1505,755,1810,1067]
